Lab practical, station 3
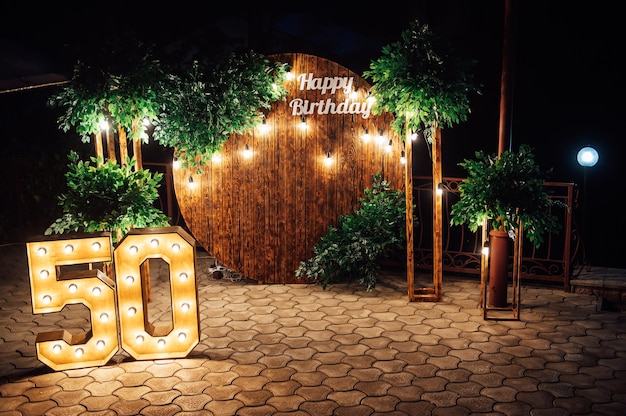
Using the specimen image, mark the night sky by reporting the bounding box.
[1,1,622,267]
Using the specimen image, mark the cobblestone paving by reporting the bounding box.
[1,243,626,415]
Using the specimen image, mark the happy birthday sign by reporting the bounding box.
[288,72,373,118]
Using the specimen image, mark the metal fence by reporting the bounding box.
[146,163,583,291]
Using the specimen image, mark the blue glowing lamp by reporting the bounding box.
[577,146,599,168]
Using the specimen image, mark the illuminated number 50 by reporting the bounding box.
[26,227,200,371]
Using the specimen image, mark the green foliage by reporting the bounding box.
[151,51,290,171]
[47,38,164,144]
[363,19,481,142]
[48,40,290,173]
[295,173,415,291]
[450,144,567,248]
[45,151,171,242]
[46,41,289,243]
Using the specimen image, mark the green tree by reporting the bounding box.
[46,38,290,241]
[363,19,481,141]
[47,38,164,144]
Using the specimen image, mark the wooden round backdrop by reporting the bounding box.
[173,53,405,284]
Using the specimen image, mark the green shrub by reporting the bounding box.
[45,151,171,242]
[295,173,415,291]
[450,144,567,248]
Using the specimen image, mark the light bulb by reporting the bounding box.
[299,116,308,131]
[324,152,333,166]
[243,144,253,158]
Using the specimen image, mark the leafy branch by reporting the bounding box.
[45,151,171,242]
[363,19,481,143]
[47,38,164,144]
[152,51,290,171]
[48,41,290,172]
[295,173,415,291]
[450,144,567,248]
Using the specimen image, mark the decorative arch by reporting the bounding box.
[173,53,404,284]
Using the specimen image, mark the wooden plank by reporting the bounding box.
[265,106,280,283]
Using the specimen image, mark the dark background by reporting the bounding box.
[1,1,622,268]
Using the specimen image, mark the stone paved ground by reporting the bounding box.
[1,242,626,415]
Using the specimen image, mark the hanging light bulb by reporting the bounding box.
[376,129,386,145]
[98,118,109,132]
[324,151,333,166]
[258,115,270,134]
[243,144,253,158]
[188,175,198,190]
[362,127,371,142]
[386,139,393,153]
[400,150,407,165]
[299,115,308,131]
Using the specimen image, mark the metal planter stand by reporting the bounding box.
[480,219,523,320]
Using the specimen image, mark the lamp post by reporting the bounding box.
[576,146,599,261]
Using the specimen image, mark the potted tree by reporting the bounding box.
[363,19,481,300]
[450,144,567,306]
